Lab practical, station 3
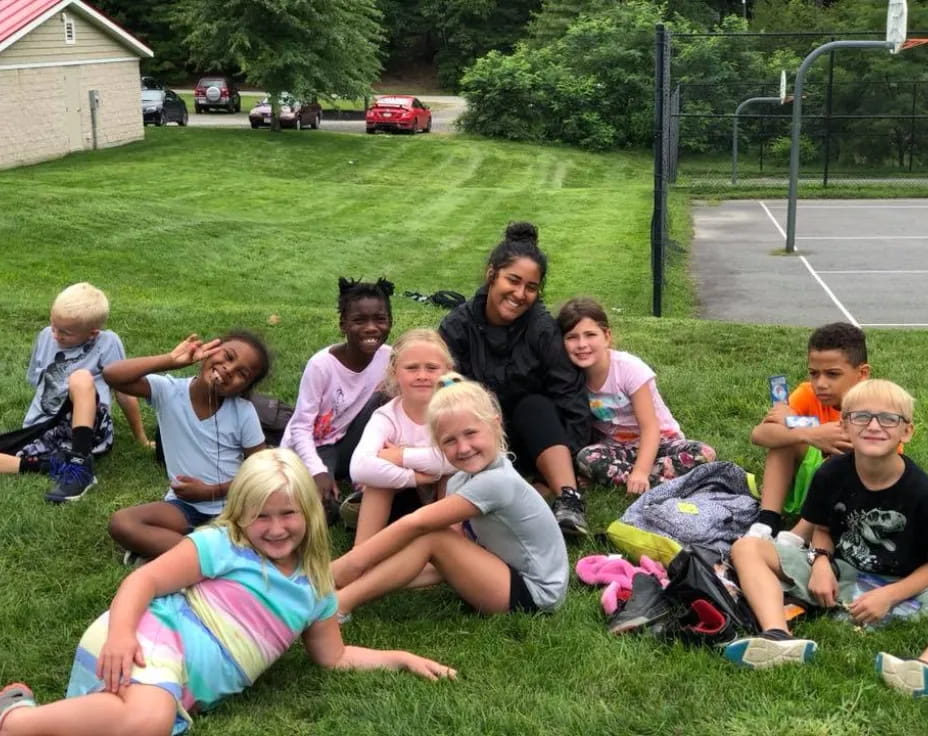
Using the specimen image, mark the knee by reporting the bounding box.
[109,507,139,544]
[68,368,95,393]
[730,535,768,569]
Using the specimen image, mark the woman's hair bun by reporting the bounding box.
[505,221,538,244]
[338,276,359,294]
[375,277,395,297]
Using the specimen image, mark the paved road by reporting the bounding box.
[181,94,465,134]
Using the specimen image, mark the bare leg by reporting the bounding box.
[790,518,815,542]
[353,487,395,547]
[67,370,97,430]
[0,455,21,474]
[759,444,805,514]
[2,683,175,736]
[108,502,189,559]
[730,536,790,632]
[535,445,577,496]
[338,529,511,615]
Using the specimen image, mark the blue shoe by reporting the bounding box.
[876,652,928,696]
[724,629,817,669]
[45,450,97,503]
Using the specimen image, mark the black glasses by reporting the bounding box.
[843,410,910,428]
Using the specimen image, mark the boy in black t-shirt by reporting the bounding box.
[724,379,928,670]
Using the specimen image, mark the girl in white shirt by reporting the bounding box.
[347,329,456,544]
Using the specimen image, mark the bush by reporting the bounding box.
[767,134,817,166]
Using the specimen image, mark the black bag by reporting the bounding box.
[429,290,466,309]
[249,394,294,447]
[664,545,759,634]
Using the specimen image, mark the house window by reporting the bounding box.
[64,14,76,44]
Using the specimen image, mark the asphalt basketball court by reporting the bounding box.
[691,199,928,328]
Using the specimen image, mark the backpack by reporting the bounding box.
[248,393,294,447]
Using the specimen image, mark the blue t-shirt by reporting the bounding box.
[24,327,126,427]
[147,374,264,515]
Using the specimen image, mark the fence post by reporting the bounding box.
[650,24,669,317]
[909,82,918,172]
[822,40,836,187]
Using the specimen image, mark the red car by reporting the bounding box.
[249,94,322,130]
[365,95,431,134]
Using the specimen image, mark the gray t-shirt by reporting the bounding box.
[148,374,264,515]
[448,455,568,610]
[24,327,126,427]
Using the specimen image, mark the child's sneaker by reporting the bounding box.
[45,450,97,503]
[607,573,672,634]
[339,490,364,529]
[0,683,36,730]
[876,652,928,697]
[723,628,817,669]
[553,487,588,537]
[744,522,774,541]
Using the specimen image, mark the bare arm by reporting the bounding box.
[302,616,455,680]
[627,383,661,494]
[171,441,266,503]
[114,391,151,445]
[850,561,928,625]
[103,335,220,399]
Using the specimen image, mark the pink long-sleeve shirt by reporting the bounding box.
[349,396,456,488]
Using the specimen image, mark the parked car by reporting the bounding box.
[140,75,163,90]
[248,94,322,130]
[365,95,431,134]
[194,76,241,113]
[141,88,188,127]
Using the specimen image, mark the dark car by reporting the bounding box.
[365,95,431,134]
[248,94,322,130]
[140,75,163,90]
[194,76,241,113]
[142,88,188,127]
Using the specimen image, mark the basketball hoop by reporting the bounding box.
[887,0,907,53]
[900,38,928,50]
[779,70,788,104]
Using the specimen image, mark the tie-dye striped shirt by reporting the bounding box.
[66,526,336,734]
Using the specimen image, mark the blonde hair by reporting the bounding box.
[51,282,109,330]
[426,372,507,453]
[212,448,333,595]
[842,379,915,422]
[383,328,454,398]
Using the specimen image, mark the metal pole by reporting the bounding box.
[822,40,836,187]
[650,24,667,317]
[909,82,917,172]
[733,96,781,185]
[785,40,893,253]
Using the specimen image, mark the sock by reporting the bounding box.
[757,510,782,536]
[71,426,94,458]
[18,455,43,474]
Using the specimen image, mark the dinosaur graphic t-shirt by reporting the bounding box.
[802,453,928,576]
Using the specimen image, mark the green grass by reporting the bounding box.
[1,129,927,734]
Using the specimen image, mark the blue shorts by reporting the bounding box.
[166,498,216,533]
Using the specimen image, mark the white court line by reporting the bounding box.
[799,256,860,326]
[860,324,928,328]
[797,235,928,240]
[817,270,928,274]
[764,204,928,209]
[758,201,787,241]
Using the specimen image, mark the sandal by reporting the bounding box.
[0,683,35,730]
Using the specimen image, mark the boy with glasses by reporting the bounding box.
[747,322,870,543]
[725,379,928,669]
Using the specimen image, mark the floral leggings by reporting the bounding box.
[576,436,716,489]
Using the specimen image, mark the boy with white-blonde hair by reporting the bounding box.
[725,379,928,670]
[0,283,149,502]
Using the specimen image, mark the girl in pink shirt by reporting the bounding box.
[281,278,394,520]
[345,329,456,544]
[557,298,715,494]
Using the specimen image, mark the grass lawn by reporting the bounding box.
[1,129,927,734]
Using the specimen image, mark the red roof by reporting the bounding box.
[0,0,152,56]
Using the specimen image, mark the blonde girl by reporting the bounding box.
[557,297,716,494]
[343,329,457,544]
[0,449,453,736]
[333,375,568,617]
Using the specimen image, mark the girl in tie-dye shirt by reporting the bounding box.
[0,449,454,736]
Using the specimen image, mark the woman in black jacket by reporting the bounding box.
[439,222,591,536]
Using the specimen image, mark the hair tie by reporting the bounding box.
[437,376,463,389]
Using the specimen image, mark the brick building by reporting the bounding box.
[0,0,153,170]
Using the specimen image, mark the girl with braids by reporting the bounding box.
[281,277,394,517]
[439,223,591,537]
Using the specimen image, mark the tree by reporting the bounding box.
[175,0,383,130]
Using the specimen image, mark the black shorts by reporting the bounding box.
[508,565,540,613]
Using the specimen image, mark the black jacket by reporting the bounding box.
[439,286,591,454]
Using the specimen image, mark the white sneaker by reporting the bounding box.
[745,522,773,541]
[724,633,817,669]
[775,531,806,548]
[876,652,928,696]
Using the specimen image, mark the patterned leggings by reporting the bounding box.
[576,436,716,489]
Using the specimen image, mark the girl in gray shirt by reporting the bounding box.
[334,374,568,616]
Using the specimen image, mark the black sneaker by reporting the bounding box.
[723,628,817,669]
[552,487,588,537]
[655,598,737,648]
[45,451,97,503]
[607,573,672,634]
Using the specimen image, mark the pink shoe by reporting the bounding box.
[575,554,624,585]
[638,555,670,587]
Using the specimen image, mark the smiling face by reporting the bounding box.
[435,409,500,474]
[484,257,542,326]
[244,490,306,572]
[562,317,612,371]
[203,338,264,397]
[50,313,98,348]
[843,398,914,459]
[341,296,391,358]
[395,342,452,405]
[807,349,869,409]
